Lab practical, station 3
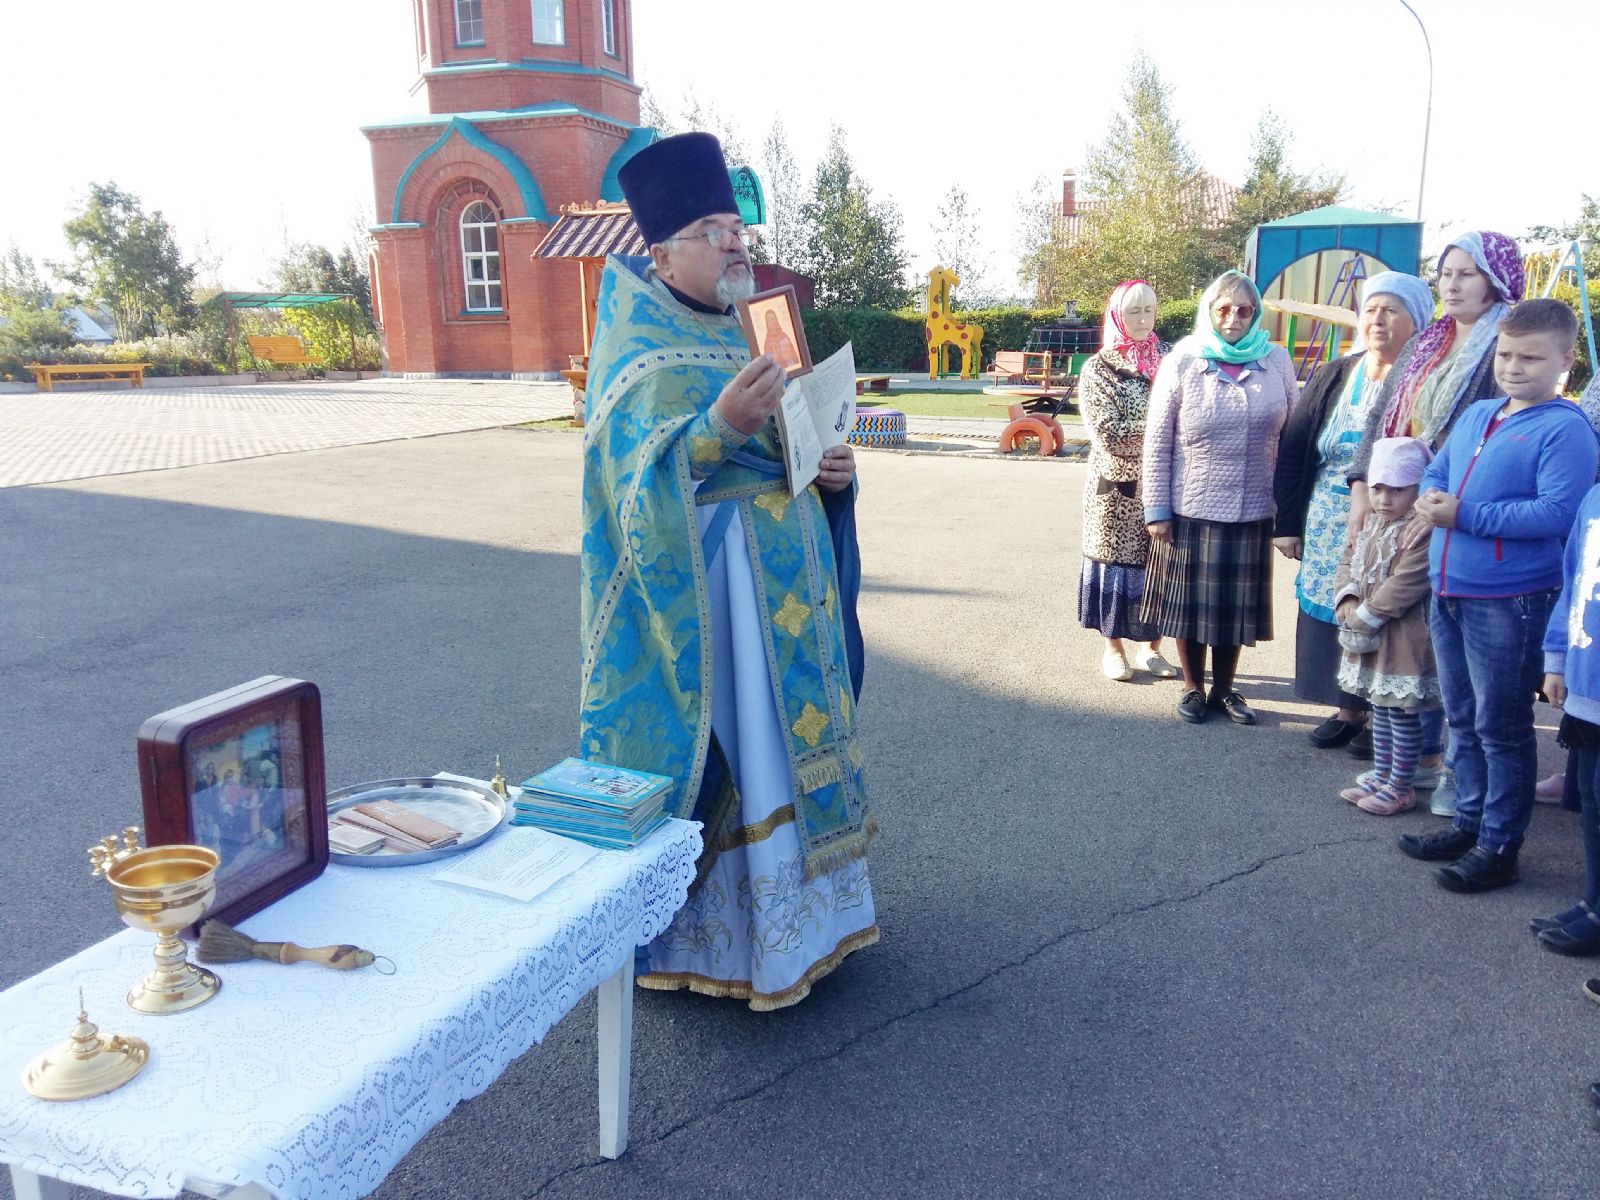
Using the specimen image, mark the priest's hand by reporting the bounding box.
[716,355,786,435]
[817,444,856,492]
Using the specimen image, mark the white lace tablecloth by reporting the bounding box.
[0,818,700,1198]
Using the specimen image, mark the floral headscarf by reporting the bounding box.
[1103,280,1162,380]
[1383,230,1523,441]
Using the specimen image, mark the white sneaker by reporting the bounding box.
[1132,647,1179,678]
[1429,768,1456,817]
[1101,649,1133,682]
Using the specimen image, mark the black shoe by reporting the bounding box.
[1398,826,1478,862]
[1590,1081,1600,1110]
[1585,978,1600,1006]
[1538,911,1600,956]
[1346,725,1374,760]
[1177,689,1209,723]
[1209,689,1257,725]
[1309,714,1363,748]
[1530,901,1593,935]
[1434,846,1519,893]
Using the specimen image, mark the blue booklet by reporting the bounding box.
[518,758,672,812]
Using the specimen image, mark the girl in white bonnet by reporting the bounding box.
[1333,436,1441,814]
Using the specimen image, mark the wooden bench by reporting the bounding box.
[247,335,316,370]
[28,363,151,392]
[854,374,891,394]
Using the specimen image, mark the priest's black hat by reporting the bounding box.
[618,132,739,248]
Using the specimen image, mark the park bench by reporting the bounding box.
[247,335,317,375]
[854,374,891,394]
[28,362,151,391]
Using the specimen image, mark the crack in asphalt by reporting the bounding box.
[522,833,1381,1197]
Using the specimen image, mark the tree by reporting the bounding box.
[58,182,196,339]
[930,184,996,307]
[0,244,75,357]
[1216,109,1345,262]
[269,242,375,369]
[1019,55,1216,304]
[794,126,912,309]
[761,116,804,269]
[1526,194,1600,281]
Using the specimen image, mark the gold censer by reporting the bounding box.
[89,828,222,1014]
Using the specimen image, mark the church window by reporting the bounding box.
[531,0,565,45]
[601,0,616,55]
[460,202,502,312]
[454,0,483,44]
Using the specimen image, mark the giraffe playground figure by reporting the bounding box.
[924,266,983,380]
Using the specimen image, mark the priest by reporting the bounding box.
[579,132,878,1010]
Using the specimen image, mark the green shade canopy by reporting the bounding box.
[209,292,355,308]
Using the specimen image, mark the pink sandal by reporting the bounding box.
[1357,785,1417,816]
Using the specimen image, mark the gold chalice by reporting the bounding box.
[90,829,222,1014]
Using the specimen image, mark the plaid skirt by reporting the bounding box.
[1140,515,1274,646]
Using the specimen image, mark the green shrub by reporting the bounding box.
[1156,299,1199,344]
[801,305,1104,372]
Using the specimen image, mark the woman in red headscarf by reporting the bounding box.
[1078,280,1176,681]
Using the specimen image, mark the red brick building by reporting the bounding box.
[363,0,651,377]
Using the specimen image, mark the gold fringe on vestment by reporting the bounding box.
[802,817,878,881]
[635,925,880,1012]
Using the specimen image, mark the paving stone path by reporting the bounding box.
[0,379,573,488]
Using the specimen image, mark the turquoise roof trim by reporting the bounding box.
[390,116,550,224]
[421,57,635,87]
[369,222,425,231]
[599,126,659,202]
[362,101,633,134]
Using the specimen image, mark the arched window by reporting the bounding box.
[459,202,502,312]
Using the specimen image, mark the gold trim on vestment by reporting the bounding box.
[713,804,796,853]
[636,924,881,1012]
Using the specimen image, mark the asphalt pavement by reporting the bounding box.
[2,404,1597,1199]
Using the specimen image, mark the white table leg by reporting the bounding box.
[596,954,634,1159]
[9,1166,72,1199]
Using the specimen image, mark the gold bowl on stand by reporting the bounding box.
[91,832,222,1014]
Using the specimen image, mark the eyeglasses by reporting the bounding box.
[1213,304,1255,320]
[668,226,754,250]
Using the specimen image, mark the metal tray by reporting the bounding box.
[326,776,508,867]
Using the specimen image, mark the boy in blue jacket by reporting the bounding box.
[1398,299,1596,891]
[1537,477,1600,954]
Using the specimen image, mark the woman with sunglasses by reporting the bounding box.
[1141,270,1299,724]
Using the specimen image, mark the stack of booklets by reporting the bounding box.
[512,757,672,849]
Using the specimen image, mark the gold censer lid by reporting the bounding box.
[22,991,149,1101]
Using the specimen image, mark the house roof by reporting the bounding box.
[534,205,646,260]
[1052,171,1241,240]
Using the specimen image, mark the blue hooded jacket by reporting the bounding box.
[1544,484,1600,726]
[1419,396,1598,597]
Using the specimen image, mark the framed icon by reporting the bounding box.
[137,676,328,928]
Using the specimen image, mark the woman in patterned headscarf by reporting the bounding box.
[1349,231,1525,519]
[1078,280,1176,682]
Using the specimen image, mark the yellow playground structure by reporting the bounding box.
[925,266,983,380]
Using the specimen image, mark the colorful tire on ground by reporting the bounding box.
[850,408,906,448]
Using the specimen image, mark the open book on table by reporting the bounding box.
[772,342,858,497]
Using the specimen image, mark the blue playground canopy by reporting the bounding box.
[1245,205,1424,292]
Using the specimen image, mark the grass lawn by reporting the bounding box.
[861,392,1082,422]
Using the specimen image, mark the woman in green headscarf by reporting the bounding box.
[1140,270,1300,725]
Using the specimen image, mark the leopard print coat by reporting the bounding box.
[1079,343,1168,566]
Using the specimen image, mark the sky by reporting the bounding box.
[1,0,1594,302]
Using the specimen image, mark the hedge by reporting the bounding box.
[799,298,1201,372]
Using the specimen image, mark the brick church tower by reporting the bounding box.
[363,0,651,377]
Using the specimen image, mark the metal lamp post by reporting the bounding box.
[1397,0,1433,221]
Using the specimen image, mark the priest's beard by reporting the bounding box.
[715,263,755,308]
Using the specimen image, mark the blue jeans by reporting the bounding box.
[1430,590,1557,855]
[1573,743,1600,906]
